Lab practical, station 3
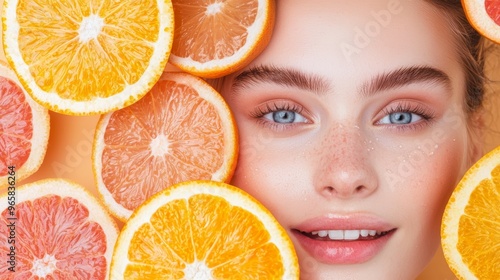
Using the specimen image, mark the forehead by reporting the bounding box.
[240,0,464,92]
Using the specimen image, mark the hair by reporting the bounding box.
[426,0,487,115]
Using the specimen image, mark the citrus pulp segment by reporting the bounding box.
[0,178,119,279]
[93,72,238,221]
[169,0,275,78]
[441,145,500,279]
[462,0,500,43]
[110,180,299,279]
[2,0,175,115]
[0,61,49,189]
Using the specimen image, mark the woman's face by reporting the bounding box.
[220,0,474,278]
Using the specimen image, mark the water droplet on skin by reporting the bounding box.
[428,151,434,156]
[434,144,439,149]
[453,139,456,142]
[398,145,403,149]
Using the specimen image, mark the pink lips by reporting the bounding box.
[292,214,397,264]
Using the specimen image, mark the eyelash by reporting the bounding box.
[250,101,307,130]
[378,102,435,131]
[250,101,435,132]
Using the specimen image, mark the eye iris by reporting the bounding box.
[389,112,411,124]
[273,110,295,123]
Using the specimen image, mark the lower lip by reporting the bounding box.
[292,230,395,264]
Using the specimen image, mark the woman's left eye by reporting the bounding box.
[378,112,423,125]
[263,110,308,124]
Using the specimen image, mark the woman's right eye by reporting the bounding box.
[263,110,308,124]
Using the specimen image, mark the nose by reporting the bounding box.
[313,125,378,200]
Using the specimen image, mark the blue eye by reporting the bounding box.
[263,110,307,124]
[379,112,423,125]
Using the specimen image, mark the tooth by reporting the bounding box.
[328,230,343,240]
[360,230,369,237]
[311,231,318,235]
[368,230,377,236]
[344,230,360,240]
[317,230,328,237]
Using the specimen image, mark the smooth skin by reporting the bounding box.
[219,0,481,278]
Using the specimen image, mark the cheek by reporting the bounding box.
[230,130,309,221]
[386,135,468,232]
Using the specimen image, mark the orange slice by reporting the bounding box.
[462,0,500,43]
[0,178,119,279]
[0,0,7,64]
[2,0,174,115]
[93,72,238,221]
[169,0,275,78]
[110,180,299,279]
[441,145,500,279]
[0,61,49,189]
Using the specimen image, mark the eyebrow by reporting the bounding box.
[231,65,451,97]
[232,65,330,95]
[360,66,451,97]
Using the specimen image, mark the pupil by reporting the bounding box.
[390,112,411,124]
[274,110,295,123]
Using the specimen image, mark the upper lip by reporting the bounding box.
[292,212,396,233]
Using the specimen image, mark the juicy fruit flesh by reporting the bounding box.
[172,0,258,62]
[457,164,500,278]
[17,0,160,101]
[101,80,225,211]
[0,195,108,278]
[0,76,32,176]
[124,194,285,279]
[485,0,500,25]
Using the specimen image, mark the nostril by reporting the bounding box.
[325,186,335,193]
[355,185,365,193]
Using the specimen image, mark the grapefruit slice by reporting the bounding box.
[441,145,500,279]
[0,61,49,189]
[93,72,238,221]
[462,0,500,43]
[169,0,275,78]
[0,179,119,279]
[110,180,299,279]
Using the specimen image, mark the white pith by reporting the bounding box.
[0,63,49,187]
[441,146,500,280]
[463,0,500,43]
[184,261,212,279]
[150,134,171,156]
[31,254,57,277]
[78,14,104,43]
[110,181,299,279]
[93,73,237,221]
[2,0,175,115]
[169,0,270,74]
[0,179,119,278]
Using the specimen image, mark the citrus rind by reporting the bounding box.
[441,145,500,279]
[2,0,175,115]
[169,0,275,78]
[0,178,119,279]
[92,72,238,221]
[462,0,500,44]
[110,180,299,279]
[0,62,49,188]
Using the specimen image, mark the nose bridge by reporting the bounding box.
[314,123,377,199]
[320,124,366,168]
